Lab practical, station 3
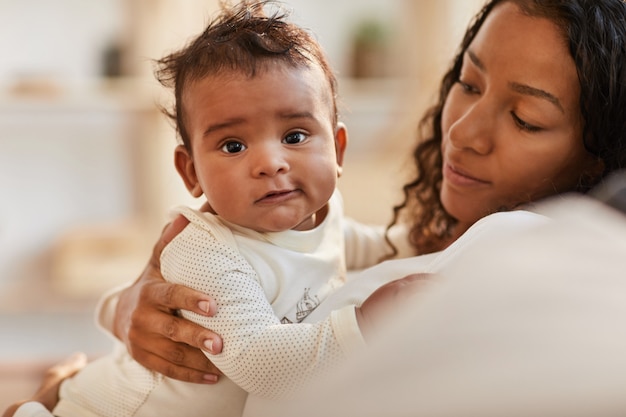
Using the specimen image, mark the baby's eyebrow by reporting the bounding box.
[508,82,564,114]
[278,111,315,120]
[203,118,244,137]
[202,112,318,137]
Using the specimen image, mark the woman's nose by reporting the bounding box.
[447,101,494,155]
[251,146,290,177]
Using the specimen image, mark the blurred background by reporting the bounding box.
[0,0,483,408]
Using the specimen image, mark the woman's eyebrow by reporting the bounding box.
[466,49,564,114]
[508,82,564,113]
[467,49,486,72]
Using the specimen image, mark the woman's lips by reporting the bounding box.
[443,163,490,187]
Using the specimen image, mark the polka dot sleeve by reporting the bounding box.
[160,217,348,400]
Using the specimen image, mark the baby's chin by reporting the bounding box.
[240,214,314,233]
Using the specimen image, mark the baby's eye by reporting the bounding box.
[221,141,246,154]
[283,132,307,145]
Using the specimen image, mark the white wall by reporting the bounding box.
[0,106,133,287]
[0,0,124,82]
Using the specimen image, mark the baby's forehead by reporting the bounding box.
[183,60,336,106]
[180,61,337,122]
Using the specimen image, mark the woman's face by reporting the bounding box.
[440,2,599,229]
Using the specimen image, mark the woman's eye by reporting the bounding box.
[221,141,246,154]
[458,79,479,94]
[283,132,307,145]
[511,112,542,133]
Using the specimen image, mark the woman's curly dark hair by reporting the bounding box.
[387,0,626,256]
[154,0,338,152]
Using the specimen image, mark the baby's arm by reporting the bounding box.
[343,217,413,270]
[342,217,388,270]
[161,220,365,400]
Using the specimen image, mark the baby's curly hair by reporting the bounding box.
[154,0,338,151]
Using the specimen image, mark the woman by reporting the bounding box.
[6,0,626,415]
[114,0,623,381]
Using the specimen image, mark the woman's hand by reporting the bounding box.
[355,273,433,340]
[2,352,87,417]
[114,215,224,384]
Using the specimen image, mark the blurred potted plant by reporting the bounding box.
[350,18,389,78]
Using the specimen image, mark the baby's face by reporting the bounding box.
[177,63,346,232]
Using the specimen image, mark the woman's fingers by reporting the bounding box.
[141,215,217,317]
[128,306,222,354]
[124,310,223,383]
[131,344,221,384]
[142,280,217,318]
[112,213,223,383]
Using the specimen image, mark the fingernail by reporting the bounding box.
[204,339,213,353]
[198,300,211,314]
[203,374,218,383]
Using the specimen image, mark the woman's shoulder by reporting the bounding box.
[426,210,550,272]
[470,210,550,235]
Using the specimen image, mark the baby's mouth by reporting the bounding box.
[256,189,300,204]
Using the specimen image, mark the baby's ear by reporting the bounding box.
[174,145,203,198]
[334,122,348,177]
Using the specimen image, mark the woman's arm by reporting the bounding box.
[102,215,224,383]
